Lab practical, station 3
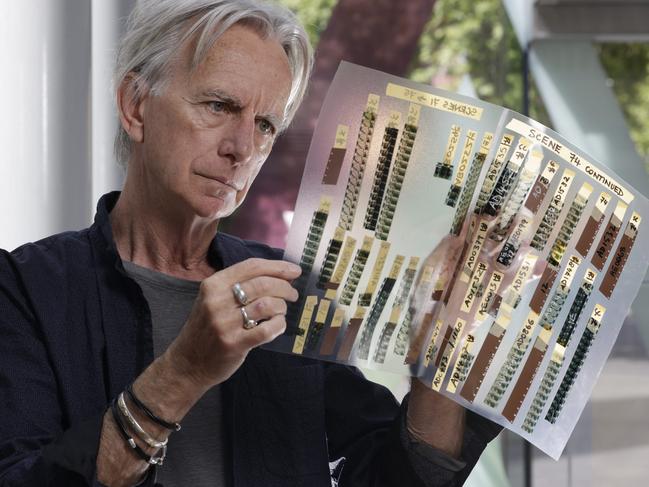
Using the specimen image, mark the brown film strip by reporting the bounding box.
[530,169,576,253]
[458,253,538,402]
[431,318,466,391]
[547,183,592,267]
[336,307,366,362]
[525,160,559,214]
[600,212,641,298]
[502,328,552,422]
[319,307,346,356]
[575,192,611,257]
[459,320,507,402]
[321,124,349,185]
[591,201,628,271]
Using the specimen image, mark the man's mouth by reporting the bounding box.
[196,173,240,191]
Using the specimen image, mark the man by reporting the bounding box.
[0,1,500,486]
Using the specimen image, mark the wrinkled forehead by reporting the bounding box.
[173,24,292,113]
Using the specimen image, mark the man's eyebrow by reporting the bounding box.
[199,89,284,128]
[200,89,243,108]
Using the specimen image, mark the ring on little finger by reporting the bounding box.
[240,306,258,330]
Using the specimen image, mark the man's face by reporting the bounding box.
[133,24,293,220]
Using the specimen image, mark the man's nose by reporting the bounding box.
[217,114,255,165]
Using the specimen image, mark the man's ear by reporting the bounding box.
[116,73,148,144]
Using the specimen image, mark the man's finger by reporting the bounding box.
[214,258,301,285]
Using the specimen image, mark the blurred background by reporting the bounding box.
[1,0,648,485]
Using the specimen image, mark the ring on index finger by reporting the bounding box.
[232,282,250,306]
[240,306,258,330]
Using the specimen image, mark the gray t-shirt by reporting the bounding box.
[123,261,230,486]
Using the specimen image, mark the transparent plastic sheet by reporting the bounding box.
[264,62,649,459]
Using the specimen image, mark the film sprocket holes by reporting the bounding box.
[265,62,649,459]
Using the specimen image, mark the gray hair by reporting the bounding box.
[114,0,313,166]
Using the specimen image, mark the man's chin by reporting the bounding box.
[193,193,235,220]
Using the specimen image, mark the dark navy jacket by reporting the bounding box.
[0,192,500,486]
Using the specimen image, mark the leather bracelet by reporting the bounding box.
[117,393,168,449]
[110,399,167,466]
[126,383,181,432]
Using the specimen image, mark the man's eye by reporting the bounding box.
[207,101,227,113]
[257,119,275,135]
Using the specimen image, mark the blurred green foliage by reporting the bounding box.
[278,0,649,173]
[278,0,337,46]
[599,44,649,172]
[408,0,550,126]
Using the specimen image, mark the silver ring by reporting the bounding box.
[232,282,249,306]
[240,306,258,330]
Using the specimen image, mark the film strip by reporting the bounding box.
[434,124,461,180]
[545,304,606,424]
[575,192,611,257]
[449,133,494,234]
[547,183,593,267]
[432,318,467,391]
[356,255,405,360]
[446,130,477,207]
[460,218,489,284]
[498,255,583,421]
[446,334,476,393]
[475,270,505,323]
[322,125,350,185]
[394,265,436,357]
[375,104,421,240]
[358,241,390,306]
[474,134,515,214]
[336,306,366,362]
[292,296,318,354]
[521,268,597,432]
[484,255,580,408]
[600,212,641,298]
[288,197,331,335]
[373,256,419,364]
[530,169,576,253]
[460,261,489,314]
[497,160,560,266]
[490,149,543,241]
[483,138,531,217]
[458,256,540,402]
[339,235,374,306]
[364,112,400,232]
[339,94,380,231]
[591,201,628,271]
[322,235,357,300]
[318,226,345,288]
[319,307,346,356]
[304,298,331,352]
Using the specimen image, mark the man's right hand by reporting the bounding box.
[164,257,301,393]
